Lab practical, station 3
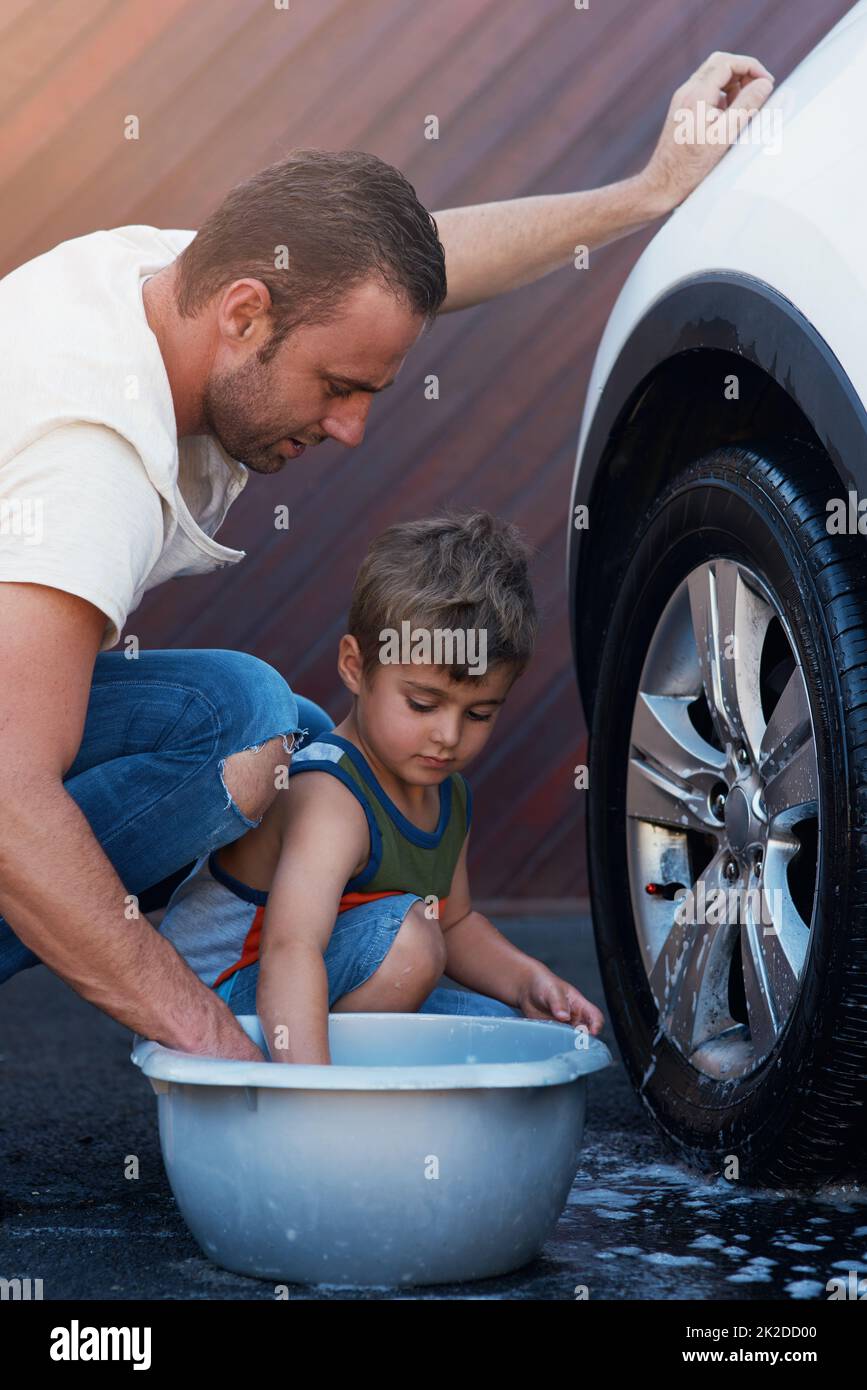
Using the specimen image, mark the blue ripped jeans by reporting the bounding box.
[0,648,330,985]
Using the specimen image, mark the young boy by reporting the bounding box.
[159,510,604,1063]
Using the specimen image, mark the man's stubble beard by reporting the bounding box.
[201,352,287,475]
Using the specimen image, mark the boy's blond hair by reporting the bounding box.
[346,510,538,685]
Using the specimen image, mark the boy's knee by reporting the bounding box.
[403,898,448,968]
[379,899,448,1001]
[220,735,293,823]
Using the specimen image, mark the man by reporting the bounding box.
[0,52,773,1061]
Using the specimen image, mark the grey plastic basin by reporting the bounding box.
[130,1011,612,1288]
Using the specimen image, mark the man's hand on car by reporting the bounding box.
[640,50,776,213]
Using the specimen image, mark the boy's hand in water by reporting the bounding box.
[516,965,605,1035]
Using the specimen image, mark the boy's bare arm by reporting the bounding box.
[440,836,538,1003]
[256,772,369,1065]
[441,835,605,1033]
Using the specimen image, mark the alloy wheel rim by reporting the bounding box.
[625,558,821,1080]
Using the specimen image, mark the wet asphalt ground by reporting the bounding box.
[1,913,866,1302]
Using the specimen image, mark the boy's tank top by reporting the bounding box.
[288,732,472,918]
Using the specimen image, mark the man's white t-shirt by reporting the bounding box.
[0,225,250,650]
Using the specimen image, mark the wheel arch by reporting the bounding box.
[568,272,867,728]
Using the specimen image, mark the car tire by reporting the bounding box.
[587,437,867,1187]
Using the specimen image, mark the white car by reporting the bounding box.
[567,3,867,1187]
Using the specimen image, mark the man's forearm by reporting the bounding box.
[433,51,777,314]
[0,777,263,1059]
[442,909,537,1003]
[433,172,671,313]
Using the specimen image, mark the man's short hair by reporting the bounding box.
[173,148,448,362]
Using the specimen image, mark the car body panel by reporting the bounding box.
[573,0,867,472]
[567,1,867,723]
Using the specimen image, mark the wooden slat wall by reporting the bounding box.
[1,0,850,898]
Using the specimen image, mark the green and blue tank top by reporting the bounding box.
[288,732,472,917]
